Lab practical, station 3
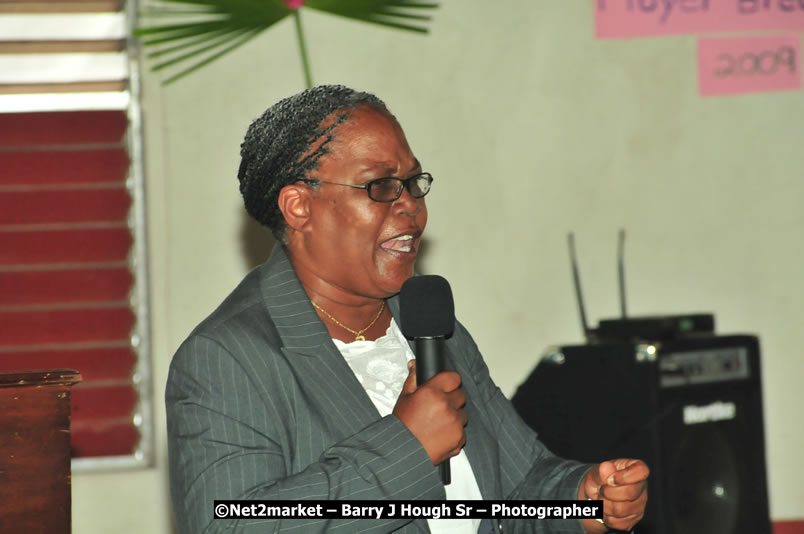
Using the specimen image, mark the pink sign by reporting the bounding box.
[596,0,804,38]
[698,36,801,95]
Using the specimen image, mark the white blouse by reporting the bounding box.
[333,318,483,533]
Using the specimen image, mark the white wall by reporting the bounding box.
[72,2,804,531]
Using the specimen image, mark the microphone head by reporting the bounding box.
[399,275,455,339]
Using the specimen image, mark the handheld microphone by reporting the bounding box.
[399,275,455,485]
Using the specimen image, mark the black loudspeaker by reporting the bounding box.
[511,335,771,534]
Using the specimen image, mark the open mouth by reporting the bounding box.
[380,234,416,253]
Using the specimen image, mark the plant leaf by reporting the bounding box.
[135,0,291,81]
[304,0,438,33]
[161,27,264,84]
[150,29,247,69]
[136,20,233,42]
[145,28,233,58]
[134,0,440,83]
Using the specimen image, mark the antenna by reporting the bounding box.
[568,232,591,342]
[618,228,627,318]
[564,229,715,343]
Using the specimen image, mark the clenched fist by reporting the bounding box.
[392,361,467,465]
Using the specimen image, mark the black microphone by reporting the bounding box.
[399,275,455,485]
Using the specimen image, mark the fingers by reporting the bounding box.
[399,361,417,395]
[600,489,647,531]
[593,459,649,496]
[426,371,466,425]
[587,458,649,532]
[582,461,613,500]
[602,511,644,532]
[446,433,467,458]
[607,459,650,487]
[599,480,647,502]
[602,492,647,517]
[596,460,618,487]
[446,386,466,411]
[424,369,462,392]
[392,369,467,465]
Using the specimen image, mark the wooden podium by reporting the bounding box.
[0,369,81,533]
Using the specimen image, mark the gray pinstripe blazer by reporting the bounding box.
[167,245,592,534]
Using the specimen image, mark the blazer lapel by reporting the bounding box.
[258,245,381,440]
[460,391,501,499]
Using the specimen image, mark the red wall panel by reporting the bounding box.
[775,521,804,534]
[0,188,131,225]
[0,307,135,346]
[1,109,141,460]
[70,418,140,457]
[0,228,132,264]
[0,149,129,186]
[71,384,137,419]
[0,268,133,306]
[0,111,128,146]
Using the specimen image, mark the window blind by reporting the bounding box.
[0,0,151,466]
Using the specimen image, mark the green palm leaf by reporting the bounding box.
[305,0,438,33]
[135,0,439,84]
[135,0,292,83]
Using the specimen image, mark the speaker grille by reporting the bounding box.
[669,425,739,534]
[511,336,771,534]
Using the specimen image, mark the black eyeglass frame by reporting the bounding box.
[297,172,433,203]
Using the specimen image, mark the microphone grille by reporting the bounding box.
[399,275,455,338]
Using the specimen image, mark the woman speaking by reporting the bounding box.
[166,85,648,534]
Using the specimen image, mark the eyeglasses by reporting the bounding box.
[298,172,433,203]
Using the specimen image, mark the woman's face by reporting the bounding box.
[302,106,428,299]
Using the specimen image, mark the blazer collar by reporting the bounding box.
[257,245,384,436]
[258,244,333,354]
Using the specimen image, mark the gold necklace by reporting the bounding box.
[312,300,386,341]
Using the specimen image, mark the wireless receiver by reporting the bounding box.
[568,230,714,343]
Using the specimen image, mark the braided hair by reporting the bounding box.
[237,84,394,241]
